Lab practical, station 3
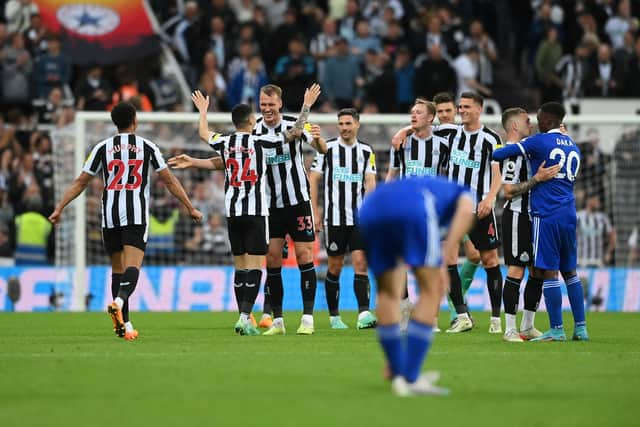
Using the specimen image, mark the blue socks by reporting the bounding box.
[377,320,434,384]
[543,279,564,329]
[565,275,586,327]
[377,324,405,378]
[404,320,434,383]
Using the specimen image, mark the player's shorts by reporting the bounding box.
[359,191,441,276]
[102,225,148,255]
[325,225,364,256]
[227,215,269,256]
[502,209,533,266]
[532,214,577,271]
[468,210,499,251]
[268,201,315,242]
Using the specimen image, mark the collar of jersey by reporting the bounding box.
[547,128,563,133]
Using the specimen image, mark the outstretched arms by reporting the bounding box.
[192,90,217,143]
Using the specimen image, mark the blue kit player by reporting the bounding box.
[359,177,474,396]
[493,102,588,342]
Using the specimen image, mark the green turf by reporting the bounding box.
[1,311,638,427]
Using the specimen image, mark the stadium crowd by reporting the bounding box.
[0,0,639,266]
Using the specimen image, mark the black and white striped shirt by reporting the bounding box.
[253,115,313,209]
[390,133,449,178]
[501,140,530,214]
[209,132,284,217]
[446,125,501,213]
[577,210,612,266]
[310,138,376,226]
[83,133,167,229]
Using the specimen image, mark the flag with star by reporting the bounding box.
[34,0,160,65]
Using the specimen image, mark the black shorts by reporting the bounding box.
[269,201,315,242]
[325,225,364,256]
[227,216,268,256]
[468,210,500,251]
[502,209,533,266]
[102,225,148,255]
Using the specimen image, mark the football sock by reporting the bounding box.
[447,265,468,314]
[299,263,317,315]
[266,267,283,318]
[239,269,262,315]
[325,271,340,316]
[543,279,563,329]
[485,266,503,317]
[503,276,521,315]
[521,310,536,331]
[114,297,124,310]
[125,321,134,333]
[233,269,248,313]
[353,274,371,313]
[404,319,434,383]
[523,276,543,311]
[565,275,586,327]
[111,273,129,322]
[376,323,404,378]
[460,259,479,296]
[116,267,140,301]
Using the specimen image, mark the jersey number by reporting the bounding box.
[549,148,580,181]
[107,159,143,190]
[296,216,313,231]
[227,158,258,187]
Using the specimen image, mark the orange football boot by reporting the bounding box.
[107,302,125,337]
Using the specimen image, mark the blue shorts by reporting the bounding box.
[532,215,577,271]
[358,189,441,276]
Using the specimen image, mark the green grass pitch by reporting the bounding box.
[1,311,638,427]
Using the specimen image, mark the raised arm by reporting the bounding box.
[48,172,93,225]
[283,83,322,141]
[192,90,216,143]
[158,168,203,222]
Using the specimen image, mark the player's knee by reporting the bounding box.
[480,251,498,267]
[507,266,525,280]
[468,252,481,264]
[294,244,313,264]
[266,251,282,268]
[327,256,344,275]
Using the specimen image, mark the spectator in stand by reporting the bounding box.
[198,52,227,111]
[417,14,456,62]
[394,46,414,113]
[4,0,39,35]
[172,1,204,85]
[227,54,268,110]
[605,0,638,50]
[577,128,611,210]
[257,0,288,30]
[311,17,340,84]
[148,64,180,111]
[414,43,457,102]
[207,0,238,30]
[535,26,564,103]
[625,36,640,97]
[381,19,408,59]
[227,39,254,82]
[110,70,153,112]
[206,15,231,72]
[338,0,362,42]
[577,194,616,267]
[33,86,74,126]
[1,32,32,107]
[229,0,255,23]
[322,37,362,110]
[555,42,590,100]
[453,45,492,97]
[351,20,382,60]
[8,151,39,213]
[0,23,8,50]
[74,64,112,111]
[363,50,396,113]
[32,133,53,213]
[273,38,316,111]
[185,211,231,264]
[585,43,620,97]
[528,1,562,65]
[463,19,497,89]
[33,35,71,99]
[22,13,47,57]
[368,6,396,38]
[614,30,636,81]
[267,7,304,68]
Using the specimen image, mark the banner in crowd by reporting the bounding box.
[34,0,160,65]
[1,266,639,312]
